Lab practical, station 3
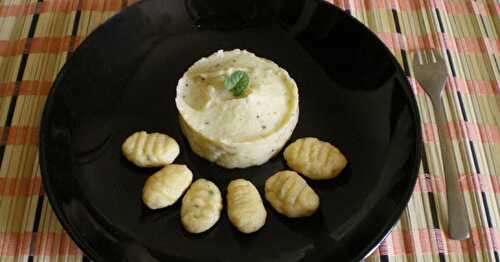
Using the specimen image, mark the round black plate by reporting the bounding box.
[40,0,422,261]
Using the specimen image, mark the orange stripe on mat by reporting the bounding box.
[0,3,37,16]
[0,37,82,56]
[0,233,32,256]
[0,81,52,97]
[0,127,39,145]
[0,233,82,256]
[0,0,122,17]
[80,0,122,11]
[37,1,80,13]
[0,177,42,197]
[0,83,16,97]
[33,232,83,256]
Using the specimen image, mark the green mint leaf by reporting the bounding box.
[224,70,249,97]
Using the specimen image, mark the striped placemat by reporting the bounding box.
[0,0,498,261]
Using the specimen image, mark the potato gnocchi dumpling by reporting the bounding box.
[181,179,223,234]
[265,170,319,218]
[284,137,347,180]
[227,179,266,233]
[122,131,180,167]
[142,164,193,210]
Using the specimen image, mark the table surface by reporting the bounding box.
[0,0,498,261]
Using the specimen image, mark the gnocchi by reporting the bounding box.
[181,179,223,234]
[227,179,266,233]
[265,170,319,218]
[284,137,347,180]
[122,131,180,167]
[142,164,193,210]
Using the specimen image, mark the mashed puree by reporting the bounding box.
[176,49,299,168]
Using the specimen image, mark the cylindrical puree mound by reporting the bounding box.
[176,49,299,168]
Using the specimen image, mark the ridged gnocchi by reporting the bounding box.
[284,137,347,180]
[181,179,223,234]
[265,170,319,218]
[122,131,180,167]
[142,164,193,210]
[227,179,267,233]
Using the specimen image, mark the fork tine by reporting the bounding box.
[430,49,437,58]
[423,49,433,64]
[413,49,423,65]
[427,48,436,63]
[432,49,444,62]
[413,49,445,65]
[429,49,437,63]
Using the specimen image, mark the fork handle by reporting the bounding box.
[432,96,470,240]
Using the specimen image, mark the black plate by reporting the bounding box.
[40,0,422,261]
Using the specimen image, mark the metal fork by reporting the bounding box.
[412,49,470,240]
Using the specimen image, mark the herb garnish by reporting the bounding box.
[224,70,249,97]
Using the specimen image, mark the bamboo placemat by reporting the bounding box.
[0,0,498,261]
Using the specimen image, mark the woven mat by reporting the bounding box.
[0,0,498,261]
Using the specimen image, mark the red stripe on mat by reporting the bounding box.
[446,121,500,144]
[376,32,500,55]
[411,76,499,97]
[421,121,499,144]
[0,120,496,146]
[378,228,499,255]
[453,78,500,96]
[413,173,499,194]
[1,33,498,57]
[345,0,500,15]
[0,0,497,17]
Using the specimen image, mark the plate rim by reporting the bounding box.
[39,0,423,261]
